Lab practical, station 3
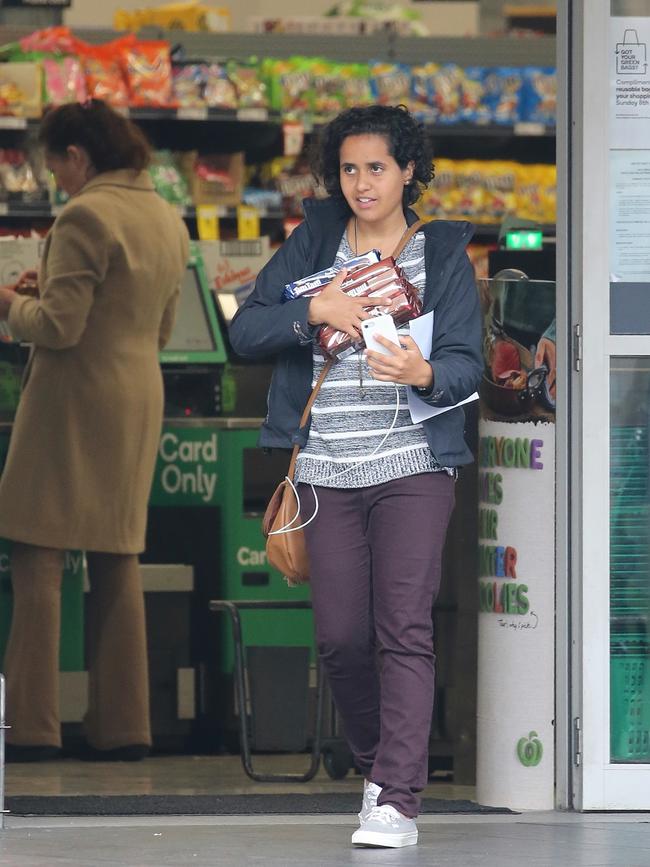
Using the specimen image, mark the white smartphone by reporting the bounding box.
[362,314,400,356]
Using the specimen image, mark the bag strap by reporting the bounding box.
[392,219,424,260]
[286,357,334,481]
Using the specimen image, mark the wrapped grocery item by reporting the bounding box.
[19,26,81,56]
[515,163,556,224]
[309,58,345,121]
[480,161,518,222]
[341,63,374,108]
[482,68,525,125]
[124,40,173,107]
[172,63,205,107]
[521,67,556,125]
[43,57,87,106]
[411,62,439,121]
[149,150,191,205]
[227,62,268,109]
[283,249,381,300]
[204,64,237,109]
[263,57,311,117]
[460,67,491,124]
[79,36,133,107]
[318,258,422,359]
[370,62,411,107]
[433,64,463,124]
[0,149,44,200]
[114,2,230,32]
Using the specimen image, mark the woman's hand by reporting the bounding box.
[366,335,433,389]
[534,335,556,400]
[13,270,38,298]
[0,286,17,320]
[307,270,387,340]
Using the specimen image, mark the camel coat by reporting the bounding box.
[0,169,189,553]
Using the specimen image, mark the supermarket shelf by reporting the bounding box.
[0,107,282,129]
[0,205,554,237]
[0,112,554,139]
[0,202,285,221]
[183,205,284,221]
[0,26,556,69]
[75,28,556,68]
[429,123,554,138]
[127,107,281,124]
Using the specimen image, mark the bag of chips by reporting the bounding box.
[124,40,173,107]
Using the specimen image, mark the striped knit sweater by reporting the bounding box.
[295,229,448,488]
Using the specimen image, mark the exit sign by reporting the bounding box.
[505,230,544,251]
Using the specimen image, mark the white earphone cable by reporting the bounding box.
[268,379,401,536]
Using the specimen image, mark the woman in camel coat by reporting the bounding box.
[0,100,189,760]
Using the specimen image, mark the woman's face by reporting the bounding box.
[339,133,413,226]
[45,146,93,197]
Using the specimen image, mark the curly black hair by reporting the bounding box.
[311,104,434,208]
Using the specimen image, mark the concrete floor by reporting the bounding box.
[1,813,650,867]
[1,755,649,866]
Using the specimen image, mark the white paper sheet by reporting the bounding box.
[407,311,479,424]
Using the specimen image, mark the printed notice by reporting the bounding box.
[611,18,650,148]
[610,150,650,282]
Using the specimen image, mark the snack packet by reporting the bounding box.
[124,40,173,107]
[204,64,238,109]
[43,56,87,106]
[482,67,524,125]
[283,249,381,300]
[79,36,133,107]
[521,67,556,125]
[318,258,422,359]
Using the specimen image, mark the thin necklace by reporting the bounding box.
[353,216,408,257]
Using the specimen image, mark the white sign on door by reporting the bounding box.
[611,18,650,148]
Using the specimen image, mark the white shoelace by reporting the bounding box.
[365,805,405,826]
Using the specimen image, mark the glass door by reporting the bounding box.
[571,0,650,809]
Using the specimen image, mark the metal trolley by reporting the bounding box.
[209,598,353,782]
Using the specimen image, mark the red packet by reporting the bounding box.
[318,258,422,359]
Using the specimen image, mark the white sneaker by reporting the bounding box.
[358,780,382,823]
[351,804,418,848]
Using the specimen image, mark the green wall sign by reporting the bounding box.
[150,426,220,506]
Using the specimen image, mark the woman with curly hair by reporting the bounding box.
[230,104,481,848]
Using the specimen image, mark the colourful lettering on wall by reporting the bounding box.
[479,436,544,470]
[478,435,544,618]
[478,580,530,615]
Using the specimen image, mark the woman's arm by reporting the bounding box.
[229,222,316,358]
[7,204,109,350]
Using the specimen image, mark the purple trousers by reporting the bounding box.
[299,472,455,818]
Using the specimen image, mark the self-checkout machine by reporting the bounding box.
[0,238,85,734]
[148,240,314,754]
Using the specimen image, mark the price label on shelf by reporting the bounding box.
[237,205,261,240]
[177,107,208,121]
[0,117,26,130]
[514,122,546,136]
[197,205,220,240]
[236,107,269,122]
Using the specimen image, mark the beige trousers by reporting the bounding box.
[3,543,151,750]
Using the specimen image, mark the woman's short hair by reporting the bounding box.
[311,104,433,207]
[38,98,151,173]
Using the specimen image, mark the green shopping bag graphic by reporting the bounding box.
[616,29,648,75]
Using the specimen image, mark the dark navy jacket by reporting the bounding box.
[229,196,483,467]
